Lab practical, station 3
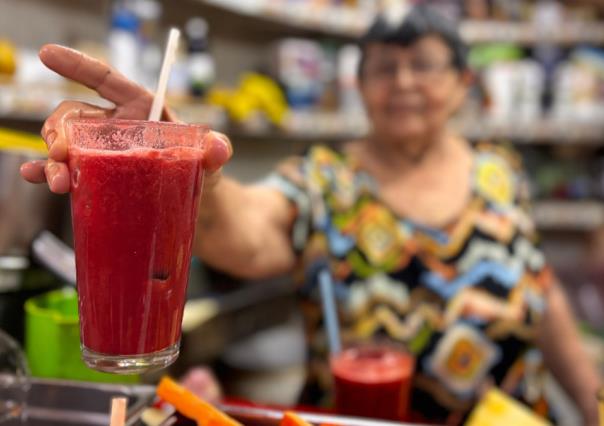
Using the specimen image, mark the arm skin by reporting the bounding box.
[192,173,298,279]
[537,280,602,426]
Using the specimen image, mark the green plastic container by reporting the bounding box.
[24,288,138,383]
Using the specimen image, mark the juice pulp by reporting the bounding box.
[330,346,415,421]
[69,146,204,356]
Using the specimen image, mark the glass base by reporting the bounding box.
[82,343,179,374]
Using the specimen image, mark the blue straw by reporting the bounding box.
[318,267,342,356]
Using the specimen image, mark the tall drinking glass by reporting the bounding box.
[330,343,415,421]
[66,119,207,374]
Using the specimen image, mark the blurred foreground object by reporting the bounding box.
[466,388,551,426]
[598,387,603,426]
[0,329,28,424]
[0,40,16,76]
[157,376,241,426]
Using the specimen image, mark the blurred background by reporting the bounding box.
[1,0,604,423]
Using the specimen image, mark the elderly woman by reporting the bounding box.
[21,5,600,425]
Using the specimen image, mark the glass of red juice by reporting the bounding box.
[66,118,207,374]
[330,343,415,421]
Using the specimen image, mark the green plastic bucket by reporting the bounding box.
[24,288,138,383]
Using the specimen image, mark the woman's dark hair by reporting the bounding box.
[358,4,468,76]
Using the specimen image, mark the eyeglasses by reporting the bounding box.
[363,58,454,83]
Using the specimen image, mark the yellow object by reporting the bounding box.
[240,73,288,125]
[465,388,551,426]
[157,376,242,426]
[207,73,288,126]
[475,157,513,206]
[207,88,234,108]
[207,87,257,122]
[598,387,604,426]
[141,407,172,426]
[0,39,17,75]
[0,127,47,155]
[228,91,259,123]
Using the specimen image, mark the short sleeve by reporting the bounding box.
[475,143,554,300]
[259,155,312,253]
[516,171,555,299]
[475,143,539,239]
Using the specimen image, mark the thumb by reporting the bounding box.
[203,131,232,173]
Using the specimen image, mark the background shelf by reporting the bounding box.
[192,0,604,45]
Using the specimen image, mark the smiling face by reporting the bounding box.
[359,35,469,146]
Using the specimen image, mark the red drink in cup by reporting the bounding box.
[331,344,415,421]
[67,119,207,374]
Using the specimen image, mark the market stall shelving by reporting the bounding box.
[533,200,604,231]
[2,107,603,145]
[2,109,602,233]
[191,0,604,45]
[2,105,603,144]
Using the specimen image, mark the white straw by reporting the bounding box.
[148,28,181,121]
[319,267,342,356]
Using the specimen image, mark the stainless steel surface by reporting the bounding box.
[0,148,66,257]
[172,278,297,376]
[156,403,428,426]
[0,256,29,292]
[4,378,155,426]
[31,231,76,286]
[219,404,424,426]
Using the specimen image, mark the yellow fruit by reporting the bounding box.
[0,40,17,75]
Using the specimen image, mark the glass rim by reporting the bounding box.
[66,118,209,152]
[331,340,416,361]
[66,117,210,131]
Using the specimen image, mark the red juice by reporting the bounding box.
[67,119,207,373]
[330,346,415,421]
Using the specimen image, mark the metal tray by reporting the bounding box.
[7,378,155,426]
[158,404,424,426]
[218,404,422,426]
[9,378,424,426]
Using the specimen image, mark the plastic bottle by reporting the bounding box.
[185,17,215,98]
[338,44,364,116]
[108,7,141,82]
[132,0,162,90]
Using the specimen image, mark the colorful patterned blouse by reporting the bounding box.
[263,143,553,423]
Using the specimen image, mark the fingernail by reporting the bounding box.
[215,134,232,155]
[46,130,57,147]
[80,108,108,118]
[50,173,59,188]
[50,170,67,191]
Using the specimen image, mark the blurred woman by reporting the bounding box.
[21,5,601,424]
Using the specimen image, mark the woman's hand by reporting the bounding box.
[20,44,231,193]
